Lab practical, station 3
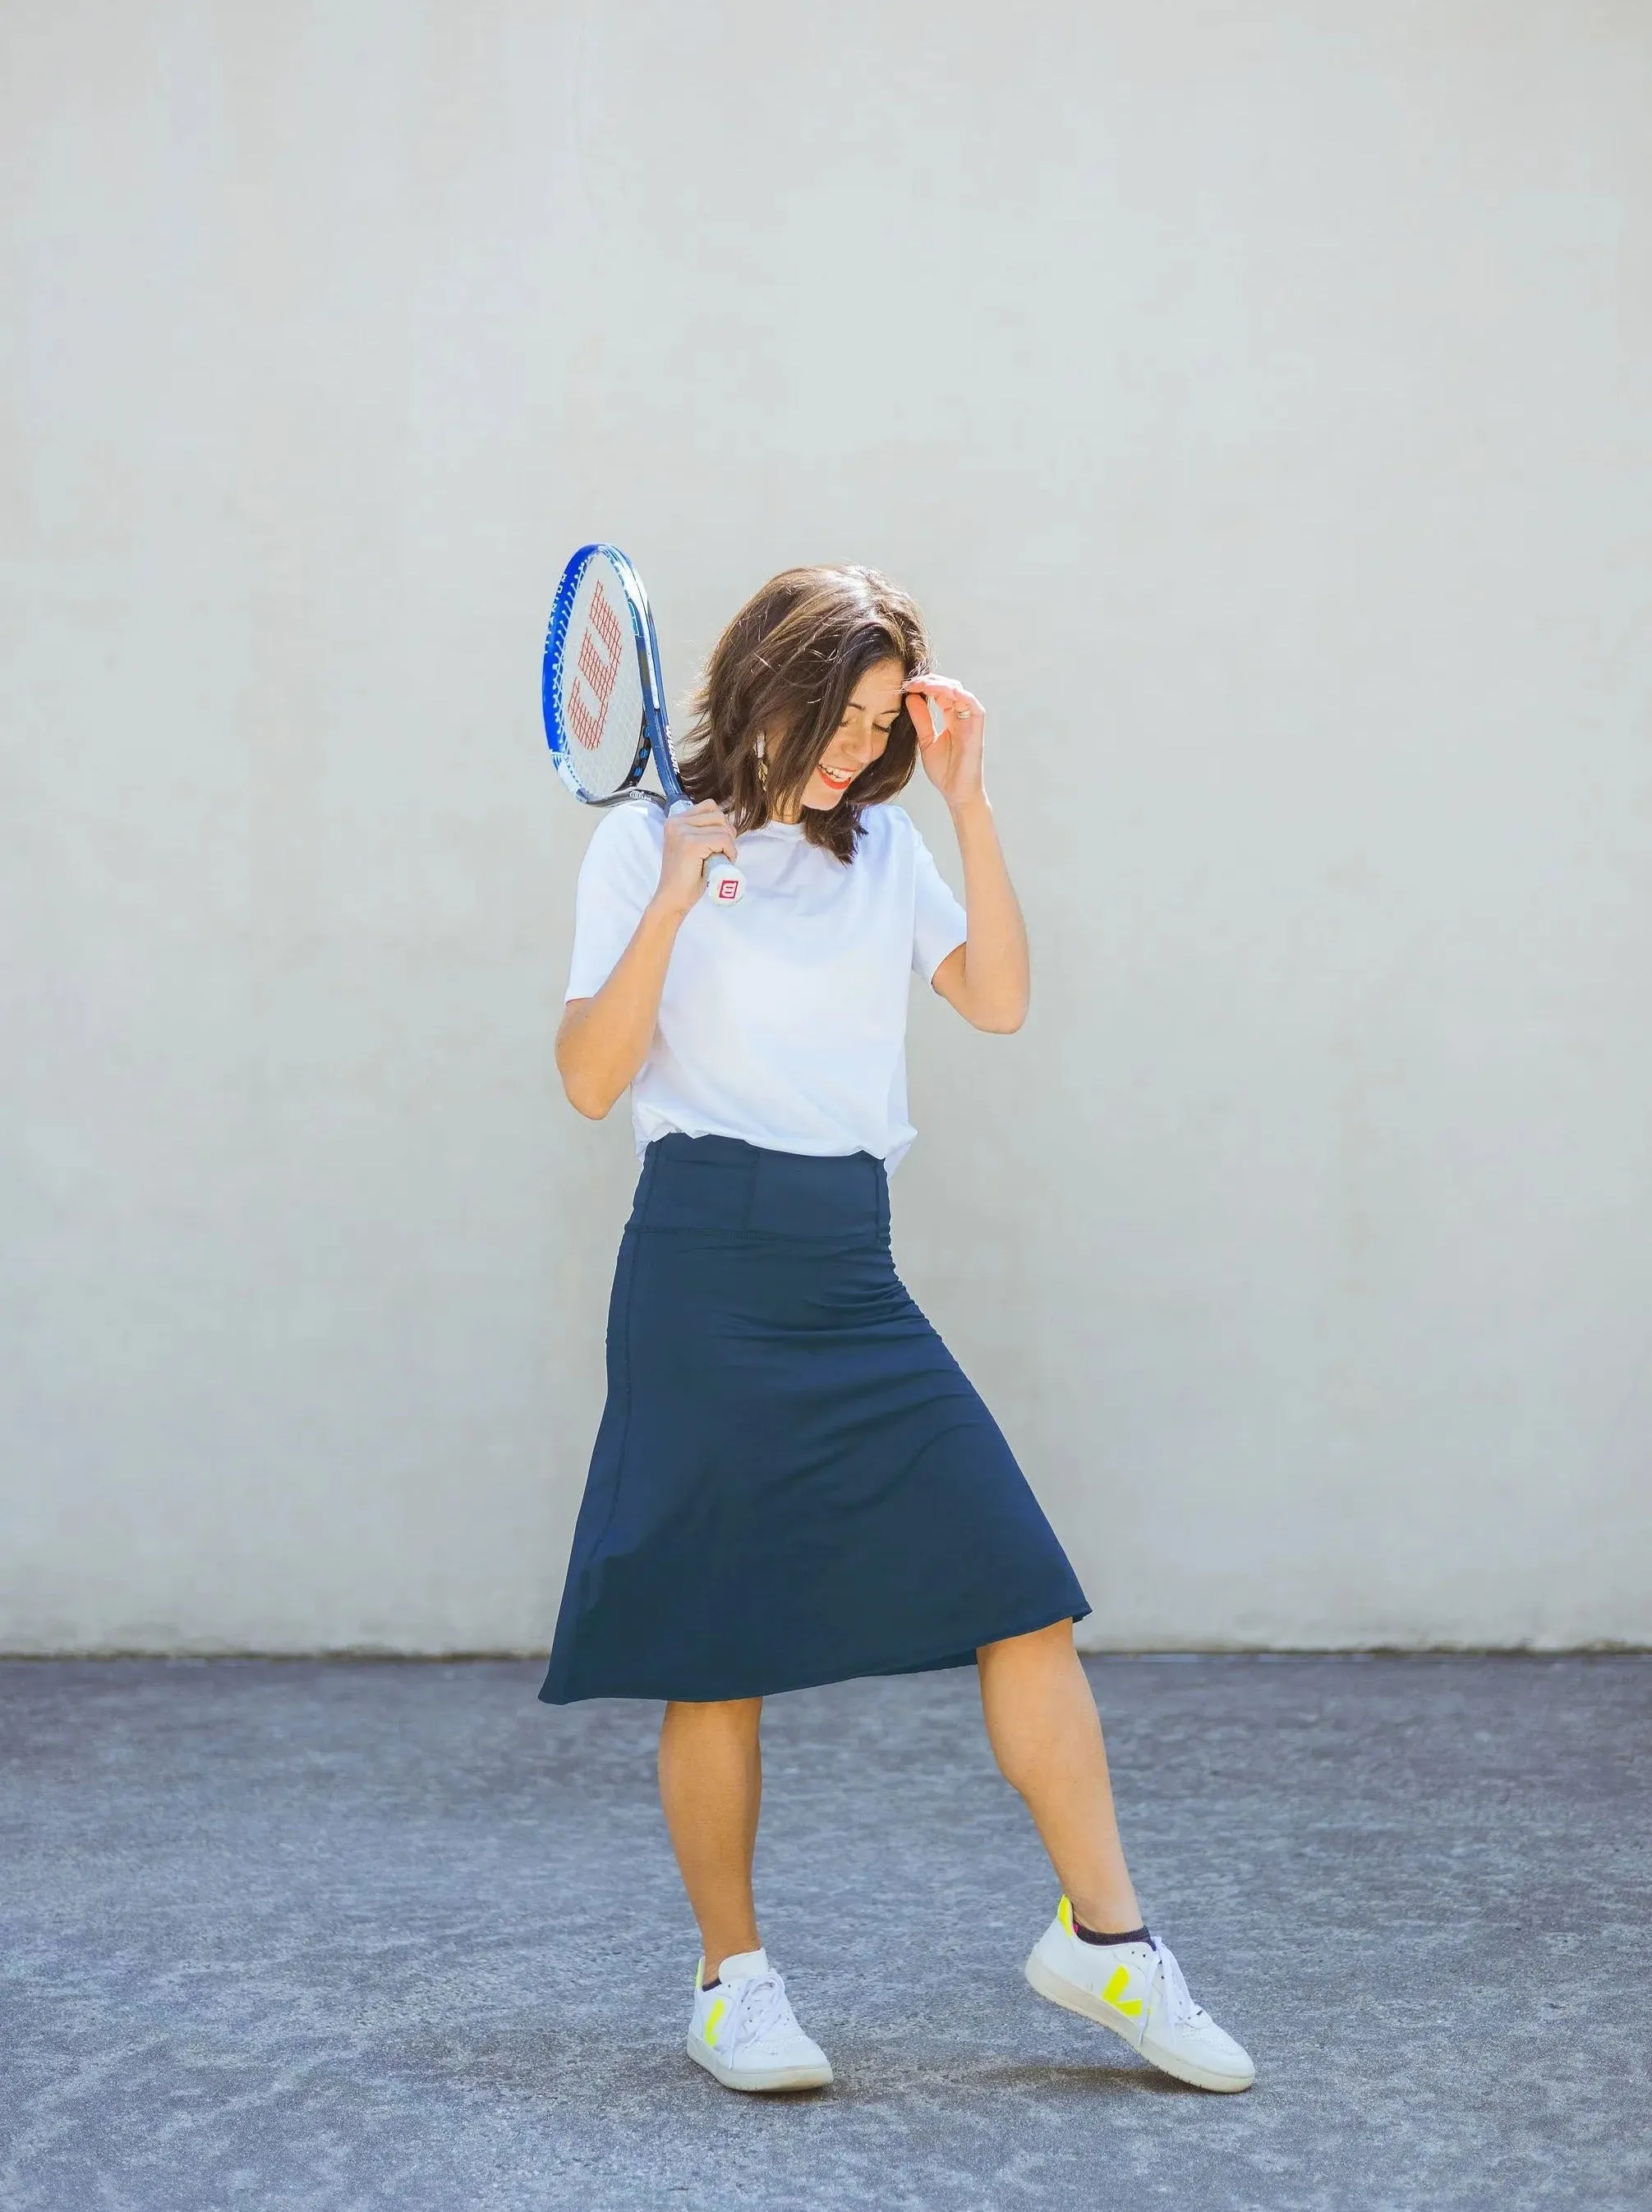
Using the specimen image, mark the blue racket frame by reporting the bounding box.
[542,542,688,808]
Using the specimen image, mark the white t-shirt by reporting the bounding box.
[564,799,969,1170]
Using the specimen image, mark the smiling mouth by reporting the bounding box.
[815,763,856,789]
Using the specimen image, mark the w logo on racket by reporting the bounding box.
[568,583,626,750]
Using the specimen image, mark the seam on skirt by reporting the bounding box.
[621,1213,894,1253]
[739,1148,758,1232]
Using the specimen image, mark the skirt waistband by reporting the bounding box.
[632,1134,890,1240]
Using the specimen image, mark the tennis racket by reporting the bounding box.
[541,543,745,905]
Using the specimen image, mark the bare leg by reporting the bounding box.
[658,1697,764,1974]
[977,1620,1143,1934]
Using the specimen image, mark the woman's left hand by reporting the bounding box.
[905,675,987,812]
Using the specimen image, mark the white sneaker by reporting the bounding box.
[1025,1897,1255,2092]
[685,1948,834,2093]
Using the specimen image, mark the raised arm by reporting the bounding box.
[557,802,739,1118]
[904,677,1030,1034]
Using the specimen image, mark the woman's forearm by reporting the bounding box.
[948,796,1030,1032]
[557,899,684,1117]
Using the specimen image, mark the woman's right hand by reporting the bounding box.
[653,802,739,919]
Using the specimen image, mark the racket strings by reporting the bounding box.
[551,558,648,800]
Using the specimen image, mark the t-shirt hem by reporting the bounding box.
[631,1118,907,1164]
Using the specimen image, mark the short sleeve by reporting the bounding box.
[909,819,969,982]
[565,802,663,1001]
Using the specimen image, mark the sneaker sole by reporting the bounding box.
[685,2035,833,2094]
[1024,1954,1254,2094]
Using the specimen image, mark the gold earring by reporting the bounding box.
[756,739,769,789]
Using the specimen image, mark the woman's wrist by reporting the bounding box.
[642,890,692,933]
[947,789,993,829]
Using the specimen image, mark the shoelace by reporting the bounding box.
[1150,1938,1212,2030]
[724,1970,794,2052]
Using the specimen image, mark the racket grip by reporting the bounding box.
[667,799,744,907]
[702,856,745,905]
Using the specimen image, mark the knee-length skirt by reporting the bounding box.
[539,1134,1088,1704]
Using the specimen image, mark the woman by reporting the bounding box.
[542,565,1254,2096]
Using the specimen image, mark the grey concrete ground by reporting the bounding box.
[1,1656,1647,2212]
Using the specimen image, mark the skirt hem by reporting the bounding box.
[537,1598,1092,1707]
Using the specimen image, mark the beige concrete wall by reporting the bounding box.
[4,0,1650,1651]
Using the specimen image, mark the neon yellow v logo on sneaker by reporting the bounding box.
[1099,1963,1144,2015]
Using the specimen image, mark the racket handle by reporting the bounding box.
[666,800,745,907]
[702,856,746,905]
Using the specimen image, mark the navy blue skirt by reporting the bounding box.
[539,1134,1088,1704]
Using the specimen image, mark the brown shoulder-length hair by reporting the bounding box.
[675,566,931,863]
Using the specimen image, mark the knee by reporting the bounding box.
[663,1695,762,1741]
[978,1618,1074,1667]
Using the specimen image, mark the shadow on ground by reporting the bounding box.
[2,1654,1647,2210]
